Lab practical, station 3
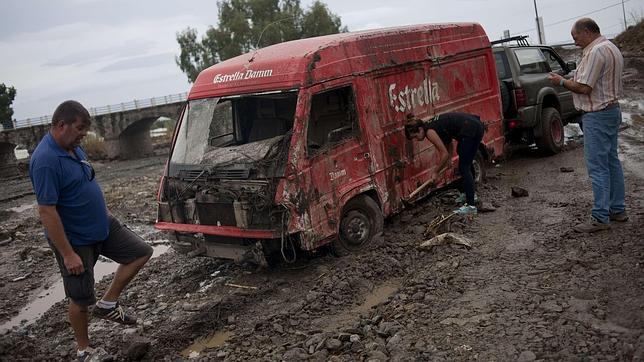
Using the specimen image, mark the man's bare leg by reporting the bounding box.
[101,254,151,302]
[69,301,89,350]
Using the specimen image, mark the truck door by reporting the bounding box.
[299,83,371,245]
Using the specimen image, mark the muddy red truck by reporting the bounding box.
[155,23,505,263]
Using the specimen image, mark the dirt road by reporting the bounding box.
[1,65,642,361]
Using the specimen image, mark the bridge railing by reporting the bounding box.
[11,92,188,129]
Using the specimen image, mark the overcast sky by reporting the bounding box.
[1,0,641,121]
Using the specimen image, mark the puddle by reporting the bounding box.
[8,202,36,214]
[564,123,583,144]
[355,282,399,313]
[182,331,234,358]
[0,243,170,333]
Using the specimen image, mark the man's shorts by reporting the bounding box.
[49,215,153,307]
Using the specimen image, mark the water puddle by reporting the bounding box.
[182,330,234,359]
[0,243,170,333]
[355,282,399,313]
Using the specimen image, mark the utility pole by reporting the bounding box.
[621,0,628,31]
[533,0,545,45]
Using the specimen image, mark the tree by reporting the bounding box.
[176,0,347,82]
[0,84,17,130]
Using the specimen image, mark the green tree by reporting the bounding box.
[176,0,347,82]
[0,83,17,129]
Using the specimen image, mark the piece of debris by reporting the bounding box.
[0,238,12,247]
[478,202,497,213]
[418,233,473,250]
[11,273,32,282]
[560,167,574,173]
[511,186,529,197]
[224,282,258,290]
[424,213,458,237]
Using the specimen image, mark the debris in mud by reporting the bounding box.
[560,167,575,173]
[418,233,473,250]
[478,202,497,213]
[511,186,529,197]
[10,273,31,282]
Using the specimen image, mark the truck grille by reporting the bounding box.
[211,169,250,179]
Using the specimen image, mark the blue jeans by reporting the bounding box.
[582,106,625,223]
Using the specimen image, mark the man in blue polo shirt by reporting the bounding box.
[29,100,153,360]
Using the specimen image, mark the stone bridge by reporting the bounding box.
[0,93,186,177]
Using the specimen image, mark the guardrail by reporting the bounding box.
[10,92,188,129]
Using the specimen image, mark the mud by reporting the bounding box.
[0,56,642,361]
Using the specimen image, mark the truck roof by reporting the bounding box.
[190,22,489,99]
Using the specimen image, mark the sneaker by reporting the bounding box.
[609,211,629,222]
[454,205,477,215]
[92,303,137,325]
[573,216,610,233]
[455,193,478,204]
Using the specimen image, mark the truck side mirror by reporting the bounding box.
[566,61,576,71]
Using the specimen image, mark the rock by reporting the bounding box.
[478,202,497,212]
[540,300,563,313]
[517,350,537,362]
[310,350,329,362]
[305,333,326,348]
[367,350,389,361]
[125,339,151,360]
[282,348,308,361]
[216,351,227,358]
[0,238,12,247]
[350,334,361,343]
[377,322,401,337]
[272,323,284,333]
[511,187,529,197]
[325,338,342,351]
[560,167,574,172]
[227,315,236,324]
[122,328,138,336]
[386,332,403,350]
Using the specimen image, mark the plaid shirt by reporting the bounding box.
[573,36,623,112]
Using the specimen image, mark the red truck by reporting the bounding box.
[155,23,505,264]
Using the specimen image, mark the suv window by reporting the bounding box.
[494,52,511,79]
[541,48,564,73]
[513,48,548,74]
[307,86,359,156]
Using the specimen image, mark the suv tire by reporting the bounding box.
[536,107,564,155]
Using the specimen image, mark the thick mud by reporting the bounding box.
[0,59,642,361]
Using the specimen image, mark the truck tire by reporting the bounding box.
[536,107,564,155]
[472,150,486,185]
[333,195,383,256]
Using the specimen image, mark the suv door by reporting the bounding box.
[541,48,575,119]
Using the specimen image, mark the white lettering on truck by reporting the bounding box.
[213,69,273,84]
[388,78,439,113]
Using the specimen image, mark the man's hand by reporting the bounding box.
[548,72,563,86]
[63,252,84,275]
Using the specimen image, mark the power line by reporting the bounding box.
[515,0,631,35]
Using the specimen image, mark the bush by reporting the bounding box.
[82,132,107,160]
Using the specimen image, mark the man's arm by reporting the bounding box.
[38,205,84,275]
[548,73,592,95]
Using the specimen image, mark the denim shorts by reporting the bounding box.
[49,215,153,306]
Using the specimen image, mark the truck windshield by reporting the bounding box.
[170,91,297,165]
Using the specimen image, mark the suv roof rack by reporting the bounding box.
[491,35,530,47]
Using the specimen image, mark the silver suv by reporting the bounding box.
[492,36,580,154]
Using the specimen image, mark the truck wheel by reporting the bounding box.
[333,195,383,256]
[472,150,486,185]
[536,107,564,155]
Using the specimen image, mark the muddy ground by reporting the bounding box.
[0,57,642,361]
